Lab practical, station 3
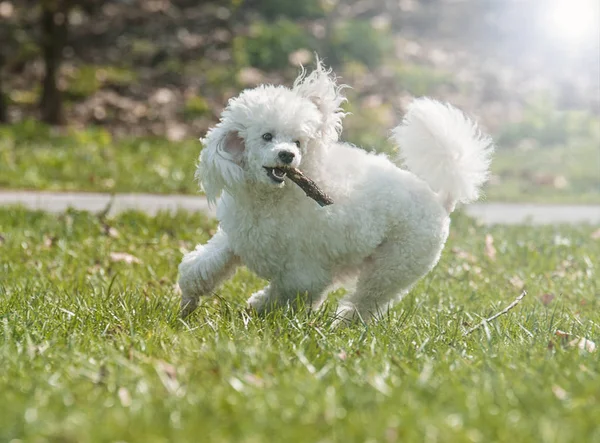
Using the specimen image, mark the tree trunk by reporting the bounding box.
[39,0,70,125]
[0,53,6,123]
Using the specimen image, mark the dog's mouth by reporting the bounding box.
[263,166,287,184]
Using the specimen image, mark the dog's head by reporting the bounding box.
[198,61,346,204]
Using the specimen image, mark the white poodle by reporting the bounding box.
[178,61,493,323]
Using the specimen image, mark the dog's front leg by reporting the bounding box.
[178,228,239,318]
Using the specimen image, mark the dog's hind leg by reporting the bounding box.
[178,228,240,318]
[335,224,447,324]
[247,274,331,315]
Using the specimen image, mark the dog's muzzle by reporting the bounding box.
[263,167,287,184]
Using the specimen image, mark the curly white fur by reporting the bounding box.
[392,98,494,212]
[179,61,494,324]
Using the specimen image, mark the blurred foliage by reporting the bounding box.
[342,95,396,155]
[328,20,393,68]
[184,95,211,119]
[487,142,600,204]
[252,0,325,20]
[66,65,138,99]
[233,20,314,71]
[393,63,455,96]
[485,94,600,203]
[232,17,392,71]
[497,95,600,148]
[8,87,40,106]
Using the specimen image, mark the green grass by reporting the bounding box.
[1,208,599,442]
[0,122,200,194]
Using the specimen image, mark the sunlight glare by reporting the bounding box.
[544,0,600,47]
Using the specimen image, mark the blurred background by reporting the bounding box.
[0,0,598,203]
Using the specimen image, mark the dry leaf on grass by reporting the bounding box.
[539,293,555,306]
[43,235,56,248]
[118,387,132,407]
[102,224,120,238]
[155,360,180,395]
[110,252,142,264]
[591,228,600,240]
[243,373,265,388]
[509,275,525,290]
[552,385,568,400]
[451,247,477,263]
[554,330,596,353]
[484,234,496,261]
[569,337,596,353]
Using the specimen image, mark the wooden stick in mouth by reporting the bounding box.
[284,167,334,207]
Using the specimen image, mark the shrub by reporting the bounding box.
[253,0,325,20]
[497,95,600,148]
[328,20,392,68]
[184,95,211,119]
[234,20,313,71]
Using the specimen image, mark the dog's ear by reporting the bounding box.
[293,58,347,141]
[197,126,245,205]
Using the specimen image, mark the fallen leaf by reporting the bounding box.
[539,293,555,306]
[243,373,264,388]
[110,252,142,264]
[509,275,525,290]
[591,228,600,240]
[43,235,56,248]
[568,337,596,353]
[553,175,568,189]
[552,385,568,400]
[385,426,398,443]
[157,360,177,379]
[103,224,120,238]
[555,331,597,352]
[485,234,496,261]
[553,235,571,246]
[87,264,103,275]
[452,247,477,263]
[0,233,5,245]
[155,360,180,394]
[229,377,244,392]
[118,387,132,407]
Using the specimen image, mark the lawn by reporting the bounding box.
[1,121,599,204]
[0,122,200,194]
[1,207,599,442]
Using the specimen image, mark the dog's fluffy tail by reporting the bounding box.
[392,98,494,212]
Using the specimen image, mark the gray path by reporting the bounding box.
[1,191,599,225]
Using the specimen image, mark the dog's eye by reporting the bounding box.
[262,133,273,142]
[294,140,301,148]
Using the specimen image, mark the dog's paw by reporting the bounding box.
[180,294,199,319]
[331,303,367,328]
[246,289,270,315]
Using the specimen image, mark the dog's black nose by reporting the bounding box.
[278,150,295,164]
